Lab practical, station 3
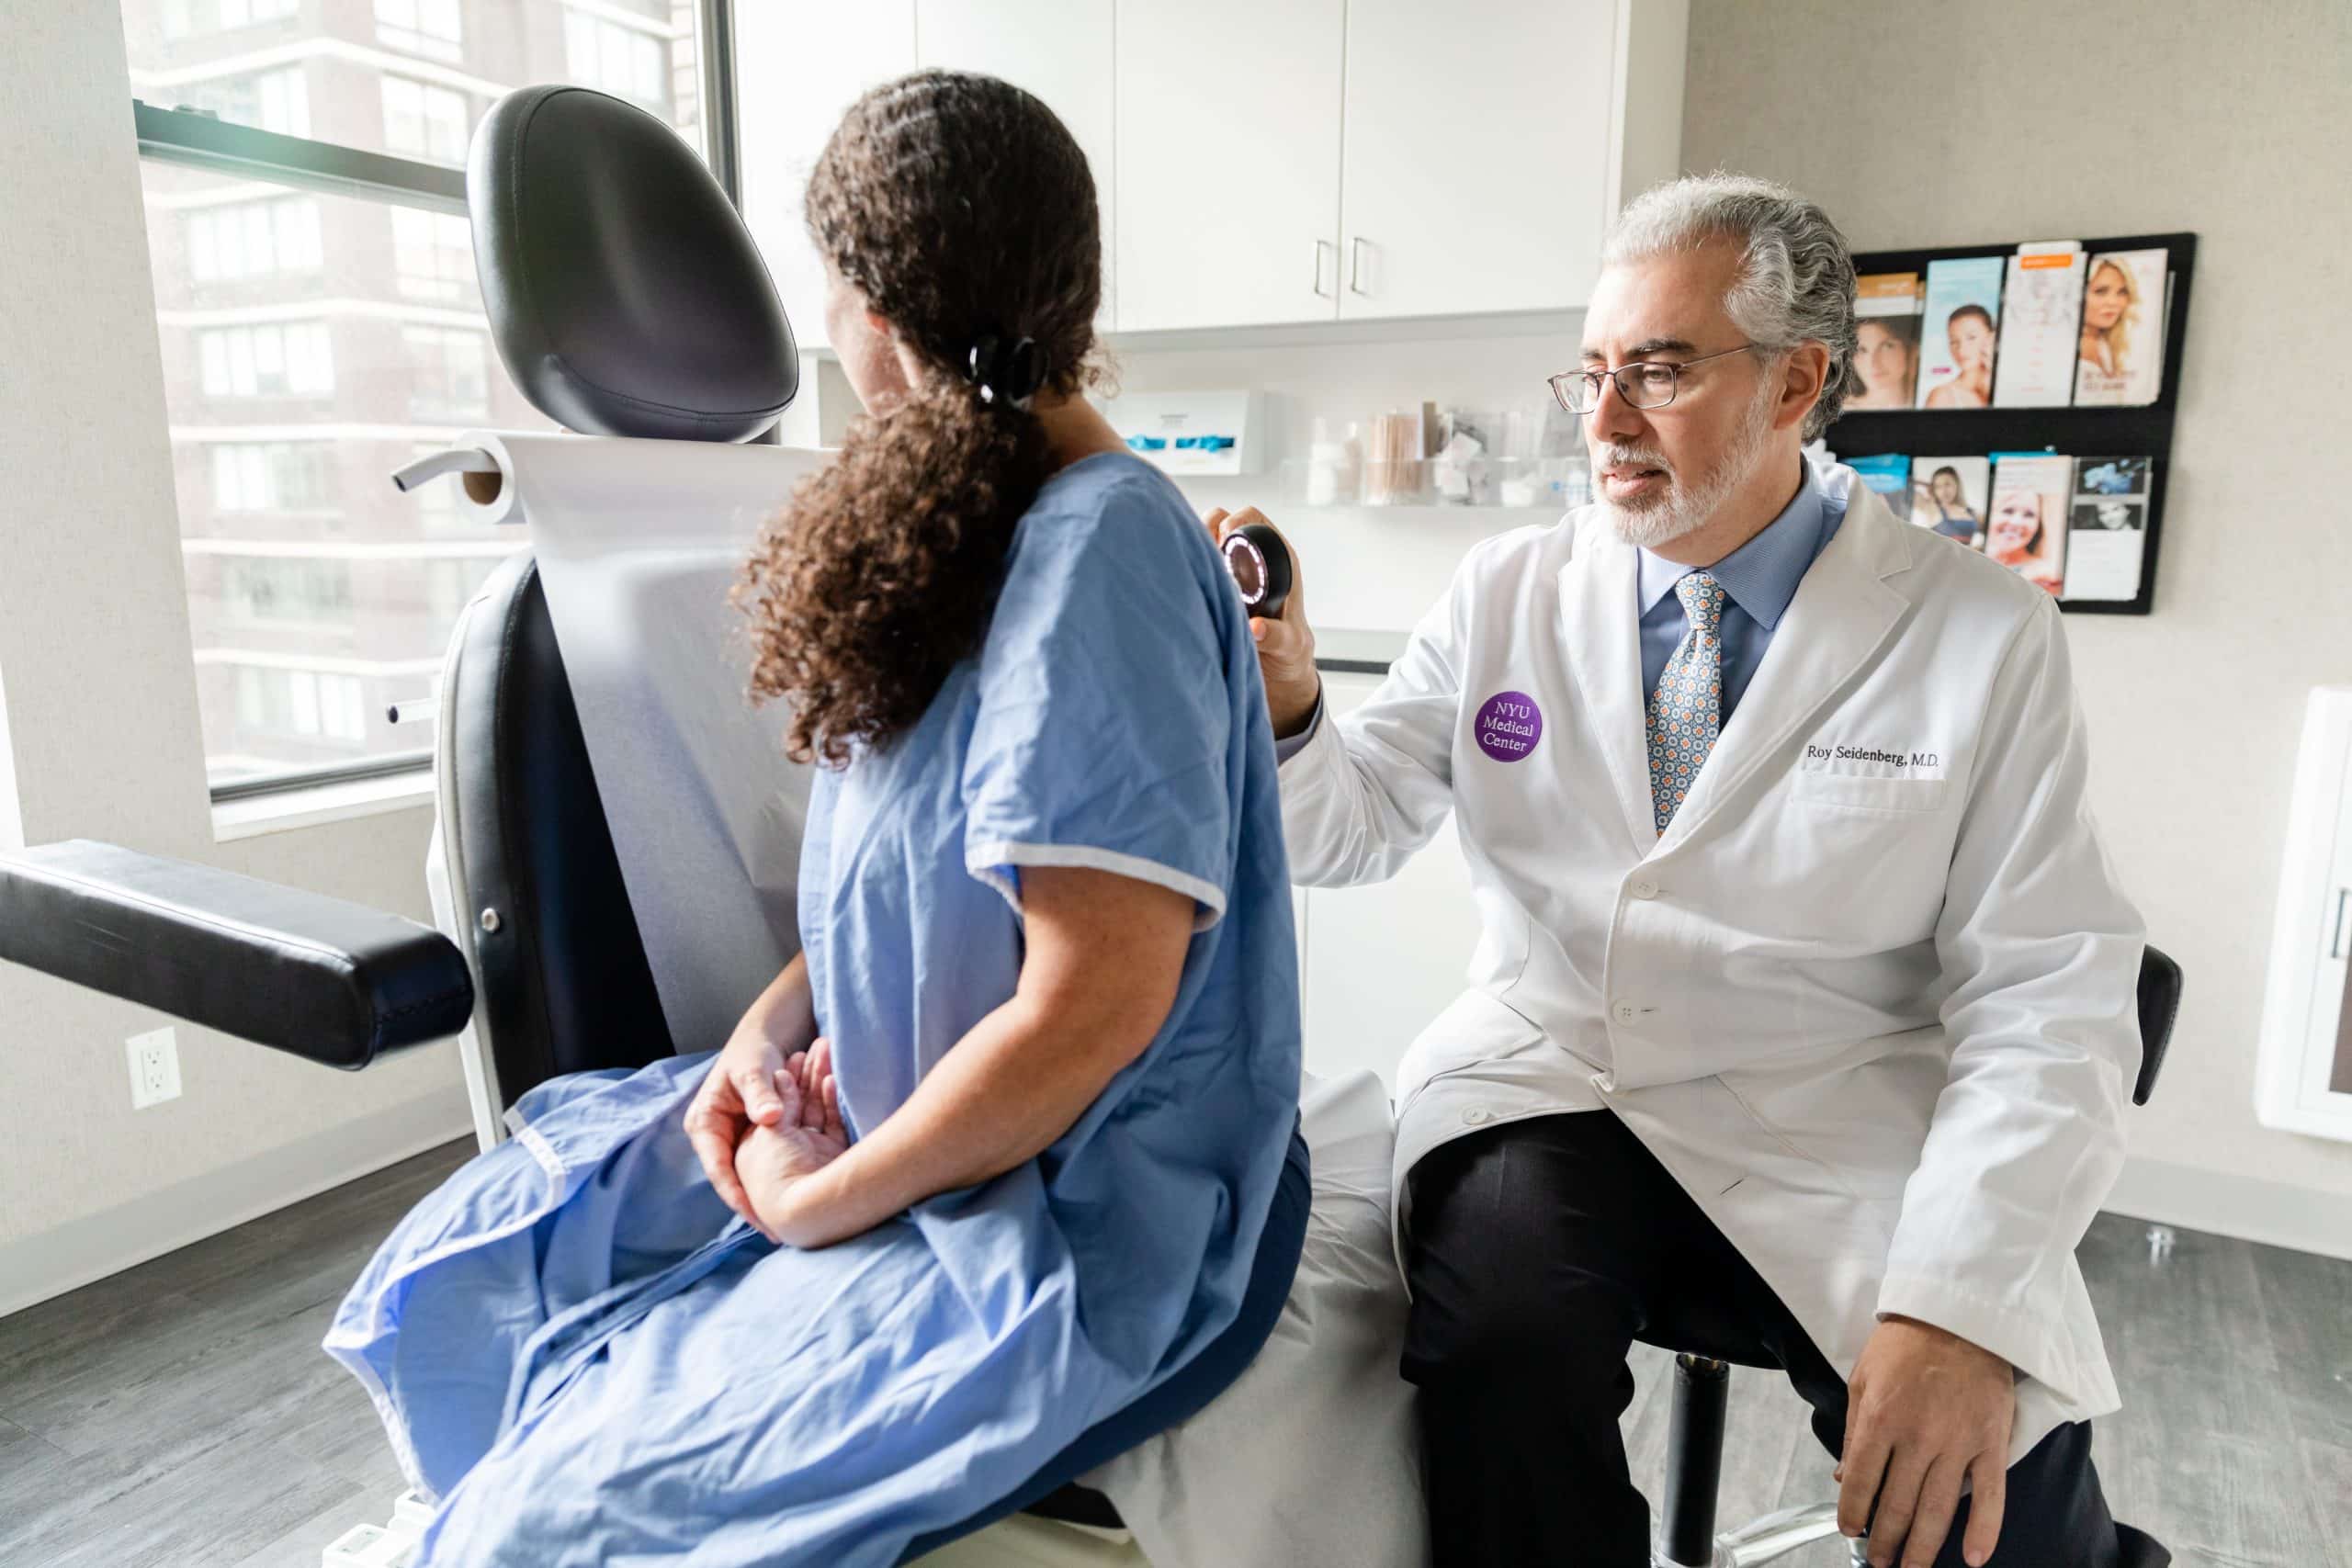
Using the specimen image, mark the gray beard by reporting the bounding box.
[1600,385,1781,550]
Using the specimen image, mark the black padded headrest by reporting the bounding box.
[468,85,797,442]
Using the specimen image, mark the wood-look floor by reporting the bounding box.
[1,1141,2344,1567]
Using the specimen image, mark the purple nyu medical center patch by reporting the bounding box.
[1475,690,1543,762]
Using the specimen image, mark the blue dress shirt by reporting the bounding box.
[1635,458,1843,723]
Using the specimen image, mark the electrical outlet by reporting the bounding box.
[126,1026,182,1110]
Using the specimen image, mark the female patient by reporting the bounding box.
[327,71,1306,1566]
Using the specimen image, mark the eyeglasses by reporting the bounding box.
[1548,344,1759,414]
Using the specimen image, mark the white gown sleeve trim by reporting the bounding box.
[967,840,1228,932]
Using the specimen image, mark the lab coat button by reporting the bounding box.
[1462,1108,1492,1125]
[1612,1001,1638,1023]
[1630,879,1659,899]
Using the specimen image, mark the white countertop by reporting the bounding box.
[1313,626,1410,671]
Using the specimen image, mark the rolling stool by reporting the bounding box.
[1652,947,2181,1568]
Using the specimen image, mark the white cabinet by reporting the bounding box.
[1297,671,1481,1092]
[739,4,1119,349]
[1335,0,1622,319]
[1116,0,1682,331]
[1113,0,1347,332]
[740,1,1686,343]
[916,2,1119,328]
[737,3,917,354]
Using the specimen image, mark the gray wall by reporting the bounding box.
[1680,0,2352,1225]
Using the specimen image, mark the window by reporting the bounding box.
[187,197,321,281]
[133,2,704,164]
[123,2,713,797]
[226,558,356,625]
[402,326,489,418]
[382,75,471,164]
[234,665,370,743]
[161,0,298,39]
[427,557,500,626]
[564,8,669,111]
[390,207,474,302]
[176,66,312,137]
[407,441,462,532]
[210,442,336,511]
[374,0,462,60]
[197,321,334,397]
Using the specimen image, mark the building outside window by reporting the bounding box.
[210,442,336,511]
[390,206,475,302]
[197,321,335,398]
[162,0,299,37]
[233,664,370,742]
[225,558,357,626]
[402,325,490,420]
[373,0,464,62]
[381,75,470,164]
[174,65,311,136]
[188,196,321,280]
[564,6,670,112]
[123,0,707,794]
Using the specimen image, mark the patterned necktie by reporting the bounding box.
[1646,571,1727,835]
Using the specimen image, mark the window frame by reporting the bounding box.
[131,0,744,804]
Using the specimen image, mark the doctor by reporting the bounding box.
[1213,175,2149,1568]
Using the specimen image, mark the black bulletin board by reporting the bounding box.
[1826,231,2196,615]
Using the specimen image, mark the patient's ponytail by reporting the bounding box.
[735,70,1104,767]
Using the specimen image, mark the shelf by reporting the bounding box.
[1825,230,2197,617]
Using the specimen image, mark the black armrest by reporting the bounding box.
[0,839,473,1069]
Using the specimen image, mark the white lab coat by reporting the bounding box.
[1278,459,2143,1462]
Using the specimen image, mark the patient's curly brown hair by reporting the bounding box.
[733,70,1104,766]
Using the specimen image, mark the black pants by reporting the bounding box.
[1401,1111,2131,1568]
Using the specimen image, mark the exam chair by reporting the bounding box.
[0,83,1134,1562]
[1649,946,2181,1568]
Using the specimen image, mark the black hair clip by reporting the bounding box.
[965,333,1046,412]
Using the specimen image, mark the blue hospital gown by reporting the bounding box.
[324,450,1303,1565]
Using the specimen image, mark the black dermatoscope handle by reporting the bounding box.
[1220,523,1295,621]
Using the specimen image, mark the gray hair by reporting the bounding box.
[1602,173,1860,439]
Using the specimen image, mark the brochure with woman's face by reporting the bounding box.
[2074,249,2168,407]
[1848,272,1924,410]
[1907,456,1990,548]
[1984,453,2073,595]
[1917,256,2007,410]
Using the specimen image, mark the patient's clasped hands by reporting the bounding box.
[684,1021,848,1244]
[734,1043,849,1242]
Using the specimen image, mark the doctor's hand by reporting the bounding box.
[1837,1315,2015,1568]
[1203,506,1320,739]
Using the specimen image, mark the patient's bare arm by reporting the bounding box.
[756,864,1194,1249]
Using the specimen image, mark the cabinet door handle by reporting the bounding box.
[1313,239,1335,299]
[2332,886,2350,960]
[1349,236,1370,295]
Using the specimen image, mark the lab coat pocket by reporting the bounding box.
[1721,1046,1942,1205]
[1713,1072,1865,1202]
[1792,771,1948,814]
[1393,988,1546,1114]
